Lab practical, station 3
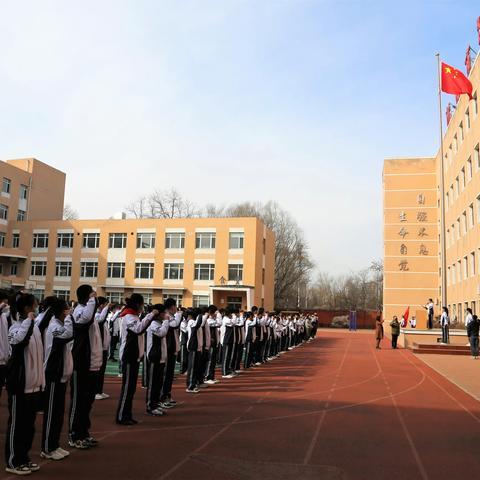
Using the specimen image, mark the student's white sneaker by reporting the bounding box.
[212,379,220,384]
[147,408,165,416]
[95,394,104,400]
[100,393,110,399]
[5,465,31,475]
[205,379,216,385]
[40,450,64,461]
[159,402,174,409]
[186,388,200,393]
[68,439,90,450]
[56,447,70,457]
[254,362,262,366]
[222,374,234,379]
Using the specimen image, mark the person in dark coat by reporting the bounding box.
[389,316,400,349]
[375,315,384,349]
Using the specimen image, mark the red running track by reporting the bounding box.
[1,331,480,480]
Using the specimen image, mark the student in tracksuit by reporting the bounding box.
[5,293,44,476]
[244,312,256,369]
[145,305,169,415]
[233,311,245,372]
[179,315,189,375]
[69,285,102,450]
[116,294,156,425]
[197,310,209,388]
[0,301,11,398]
[204,305,219,384]
[160,298,181,407]
[95,297,111,401]
[221,311,236,378]
[186,310,202,393]
[41,298,73,461]
[108,305,121,361]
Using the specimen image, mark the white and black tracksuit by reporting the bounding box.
[69,298,102,442]
[205,315,220,381]
[244,317,257,368]
[186,315,203,390]
[160,311,181,402]
[42,316,73,454]
[5,316,45,469]
[116,311,154,423]
[179,318,188,374]
[96,306,111,395]
[145,318,169,412]
[0,305,11,397]
[221,315,235,376]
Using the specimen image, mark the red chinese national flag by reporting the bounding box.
[441,62,473,99]
[401,306,409,327]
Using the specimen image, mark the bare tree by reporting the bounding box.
[63,204,79,220]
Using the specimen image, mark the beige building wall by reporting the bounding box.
[383,157,439,326]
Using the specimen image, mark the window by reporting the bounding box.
[466,108,471,130]
[194,263,215,281]
[460,168,465,191]
[263,238,266,254]
[195,232,216,249]
[137,232,156,249]
[162,293,183,306]
[19,185,28,200]
[451,263,456,285]
[32,233,49,249]
[2,178,11,194]
[227,296,242,312]
[470,252,476,276]
[447,266,451,286]
[193,295,209,308]
[31,261,47,276]
[446,192,449,210]
[107,262,125,278]
[473,91,478,118]
[467,157,473,181]
[164,263,184,280]
[446,229,450,248]
[475,145,480,170]
[80,261,98,278]
[453,135,458,153]
[229,232,244,249]
[463,256,468,279]
[262,268,266,284]
[10,263,17,276]
[108,233,127,249]
[165,232,185,249]
[456,218,461,239]
[83,233,100,249]
[228,264,243,281]
[141,293,153,305]
[462,211,467,235]
[0,204,8,220]
[17,210,26,221]
[457,260,462,283]
[32,289,45,303]
[459,122,464,143]
[55,261,72,277]
[135,262,154,279]
[53,290,70,301]
[0,233,4,248]
[57,232,74,249]
[12,233,19,248]
[469,204,474,229]
[106,291,123,304]
[455,177,459,198]
[458,304,463,323]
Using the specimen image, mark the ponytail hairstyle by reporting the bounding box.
[442,306,449,316]
[37,296,58,334]
[10,291,37,320]
[77,284,94,305]
[124,293,144,313]
[50,297,70,320]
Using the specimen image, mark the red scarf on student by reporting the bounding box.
[120,308,137,317]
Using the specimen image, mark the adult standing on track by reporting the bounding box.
[389,316,400,349]
[375,315,384,349]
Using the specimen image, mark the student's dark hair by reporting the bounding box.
[251,306,258,313]
[77,284,93,305]
[429,298,433,302]
[467,308,473,314]
[376,315,381,321]
[10,292,37,319]
[152,304,166,315]
[258,307,265,316]
[164,298,176,310]
[97,296,108,306]
[208,304,217,315]
[442,306,449,315]
[125,293,144,311]
[51,297,69,318]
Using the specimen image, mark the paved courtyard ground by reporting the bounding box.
[1,330,479,480]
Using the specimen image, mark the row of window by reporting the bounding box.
[445,195,480,247]
[1,178,28,199]
[29,261,244,281]
[447,250,478,285]
[25,231,244,250]
[0,204,26,221]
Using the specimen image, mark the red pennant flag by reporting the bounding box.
[441,62,473,99]
[401,306,409,328]
[446,103,452,125]
[465,46,472,75]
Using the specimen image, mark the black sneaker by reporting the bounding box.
[85,437,99,447]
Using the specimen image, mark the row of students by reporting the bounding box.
[0,286,317,475]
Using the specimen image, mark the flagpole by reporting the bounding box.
[436,53,447,311]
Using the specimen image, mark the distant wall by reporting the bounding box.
[303,309,378,329]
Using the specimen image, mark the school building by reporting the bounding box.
[0,158,275,310]
[383,54,480,329]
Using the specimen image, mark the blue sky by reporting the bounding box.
[1,0,479,273]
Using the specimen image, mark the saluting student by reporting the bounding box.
[204,305,219,384]
[221,310,235,378]
[5,293,44,476]
[69,285,101,450]
[179,313,189,374]
[233,310,245,373]
[116,294,156,425]
[186,310,202,393]
[41,297,73,461]
[244,312,256,368]
[95,297,111,401]
[145,304,169,416]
